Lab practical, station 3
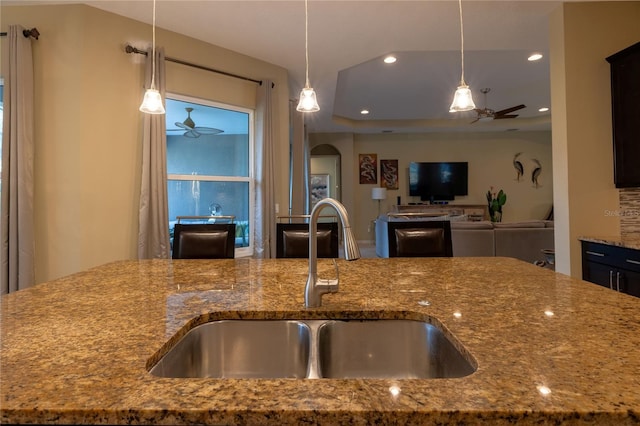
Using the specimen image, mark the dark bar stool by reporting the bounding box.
[172,223,236,259]
[276,215,339,258]
[387,221,453,257]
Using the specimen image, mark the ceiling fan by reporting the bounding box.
[168,107,223,138]
[471,88,525,124]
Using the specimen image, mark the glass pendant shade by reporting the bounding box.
[449,0,475,113]
[139,0,165,115]
[296,87,320,112]
[139,88,166,114]
[297,0,319,113]
[449,84,476,112]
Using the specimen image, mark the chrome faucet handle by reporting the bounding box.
[331,258,339,282]
[316,259,340,291]
[315,278,339,292]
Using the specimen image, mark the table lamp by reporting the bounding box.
[371,187,387,217]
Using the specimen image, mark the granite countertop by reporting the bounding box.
[2,257,640,425]
[579,235,640,251]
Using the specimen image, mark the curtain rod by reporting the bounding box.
[0,28,40,39]
[125,44,269,87]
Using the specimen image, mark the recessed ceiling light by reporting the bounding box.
[528,53,543,61]
[360,109,370,115]
[383,55,397,64]
[538,107,549,112]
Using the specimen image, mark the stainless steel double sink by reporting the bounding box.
[149,319,476,379]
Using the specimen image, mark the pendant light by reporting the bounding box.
[139,0,165,114]
[449,0,476,112]
[296,0,320,112]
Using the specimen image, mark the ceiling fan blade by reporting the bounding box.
[175,122,192,130]
[192,127,224,135]
[494,114,519,119]
[494,104,525,116]
[183,130,200,138]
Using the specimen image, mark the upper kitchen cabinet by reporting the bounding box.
[606,42,640,188]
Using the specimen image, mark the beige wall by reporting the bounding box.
[312,131,553,240]
[1,4,289,283]
[550,1,640,277]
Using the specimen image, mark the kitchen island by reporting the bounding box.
[2,257,640,425]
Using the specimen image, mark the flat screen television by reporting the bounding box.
[409,162,468,202]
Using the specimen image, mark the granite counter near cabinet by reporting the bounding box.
[2,257,640,425]
[579,235,640,250]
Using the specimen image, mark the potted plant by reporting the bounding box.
[486,187,507,222]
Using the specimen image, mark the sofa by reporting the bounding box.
[375,215,554,264]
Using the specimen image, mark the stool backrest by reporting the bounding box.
[388,221,453,257]
[172,223,236,259]
[276,222,339,258]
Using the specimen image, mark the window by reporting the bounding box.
[166,94,254,257]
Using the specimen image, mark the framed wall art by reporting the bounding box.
[359,154,377,184]
[380,159,399,190]
[310,174,330,207]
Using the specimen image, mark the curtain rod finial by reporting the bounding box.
[22,28,39,39]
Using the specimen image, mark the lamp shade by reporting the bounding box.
[139,88,166,114]
[449,84,476,112]
[296,87,320,112]
[371,187,387,200]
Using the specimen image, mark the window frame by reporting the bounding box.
[166,93,255,258]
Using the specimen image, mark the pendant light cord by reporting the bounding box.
[457,0,466,86]
[304,0,310,88]
[150,0,157,90]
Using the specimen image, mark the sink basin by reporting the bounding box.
[149,320,311,378]
[317,319,475,379]
[149,319,475,379]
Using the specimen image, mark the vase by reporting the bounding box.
[490,209,502,223]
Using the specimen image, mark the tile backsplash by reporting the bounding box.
[619,188,640,238]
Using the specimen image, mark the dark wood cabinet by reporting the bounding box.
[624,269,640,298]
[606,42,640,188]
[581,241,640,297]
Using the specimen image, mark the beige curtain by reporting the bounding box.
[1,25,35,294]
[137,47,170,259]
[254,80,276,258]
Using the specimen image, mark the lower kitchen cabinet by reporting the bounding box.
[581,241,640,298]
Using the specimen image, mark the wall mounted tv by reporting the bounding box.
[408,162,468,202]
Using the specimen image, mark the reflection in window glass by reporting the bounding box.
[166,95,254,257]
[167,133,249,177]
[167,98,249,177]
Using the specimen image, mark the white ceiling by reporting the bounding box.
[12,0,569,133]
